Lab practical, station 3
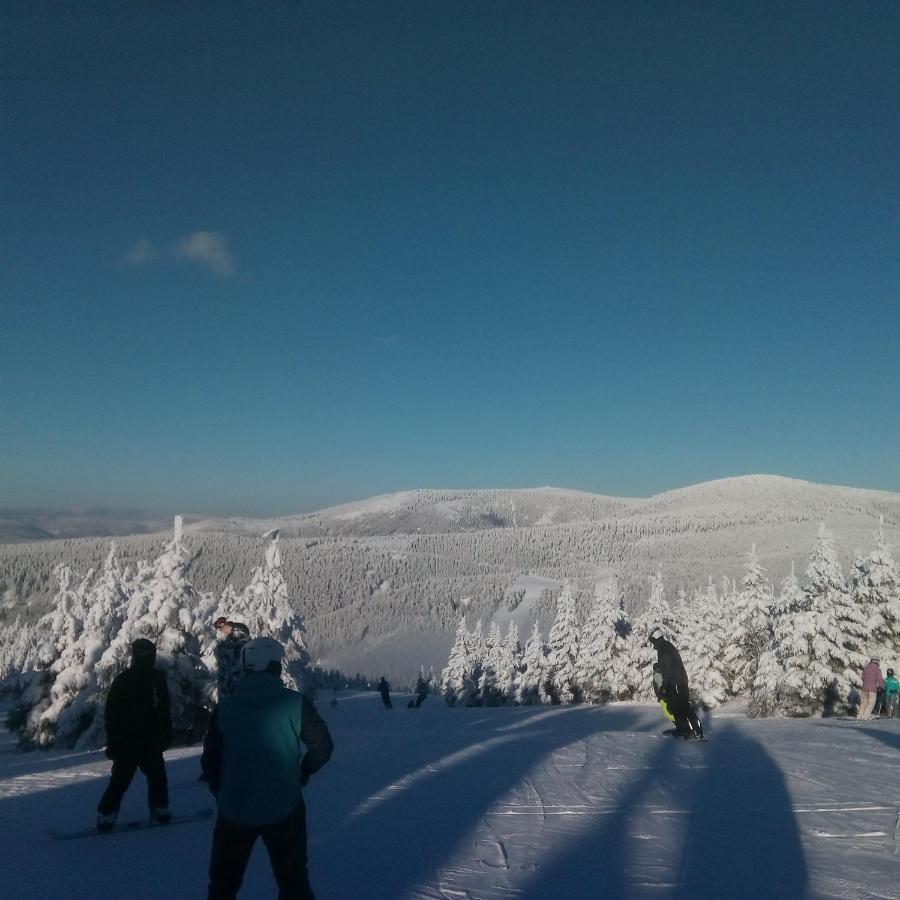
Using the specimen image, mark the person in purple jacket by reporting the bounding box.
[858,657,884,720]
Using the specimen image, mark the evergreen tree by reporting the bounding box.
[628,570,674,701]
[576,584,630,703]
[848,523,900,657]
[515,621,551,705]
[441,617,475,705]
[725,545,774,699]
[682,579,729,709]
[547,582,580,703]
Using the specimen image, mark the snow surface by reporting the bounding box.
[3,698,900,899]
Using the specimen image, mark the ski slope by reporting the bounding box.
[2,697,899,899]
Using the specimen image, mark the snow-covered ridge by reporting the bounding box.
[186,475,898,538]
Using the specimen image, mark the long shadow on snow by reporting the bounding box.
[312,704,644,900]
[520,722,808,900]
[855,724,900,753]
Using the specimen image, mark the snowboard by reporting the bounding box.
[50,807,213,840]
[661,728,707,742]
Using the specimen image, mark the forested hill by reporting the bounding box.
[2,476,898,682]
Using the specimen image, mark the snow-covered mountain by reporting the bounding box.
[2,475,898,683]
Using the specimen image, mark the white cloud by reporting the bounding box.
[121,231,236,277]
[121,237,158,266]
[171,231,235,277]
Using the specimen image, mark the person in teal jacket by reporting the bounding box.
[884,668,900,718]
[202,637,333,899]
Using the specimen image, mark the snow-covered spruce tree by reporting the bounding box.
[477,621,504,705]
[575,584,630,703]
[441,617,473,705]
[32,544,132,748]
[497,621,522,702]
[784,524,869,714]
[547,582,580,704]
[466,618,486,704]
[753,562,808,716]
[682,579,729,709]
[724,546,774,702]
[16,562,98,746]
[514,621,552,705]
[225,533,311,691]
[627,570,675,701]
[849,523,900,658]
[88,519,211,748]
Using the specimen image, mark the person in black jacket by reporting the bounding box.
[648,626,703,740]
[96,638,172,830]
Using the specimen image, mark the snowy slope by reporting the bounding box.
[3,697,900,899]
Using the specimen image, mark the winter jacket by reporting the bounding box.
[884,675,900,696]
[861,662,884,692]
[215,631,249,698]
[104,657,172,758]
[201,671,333,827]
[653,638,689,699]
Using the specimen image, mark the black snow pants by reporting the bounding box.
[666,688,703,737]
[207,801,313,900]
[98,750,168,814]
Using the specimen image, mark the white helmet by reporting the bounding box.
[242,637,284,672]
[648,625,665,642]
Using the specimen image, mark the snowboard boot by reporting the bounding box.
[97,811,117,832]
[151,806,172,824]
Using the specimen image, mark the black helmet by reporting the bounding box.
[888,668,895,677]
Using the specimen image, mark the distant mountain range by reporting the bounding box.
[2,476,898,683]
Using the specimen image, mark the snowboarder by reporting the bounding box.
[858,657,884,720]
[884,668,899,718]
[96,638,172,831]
[214,617,250,700]
[408,671,429,708]
[202,637,333,900]
[378,676,392,709]
[648,626,703,740]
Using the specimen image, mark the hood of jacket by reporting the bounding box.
[231,671,286,708]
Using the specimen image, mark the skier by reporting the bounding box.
[96,638,172,831]
[648,626,703,740]
[378,676,392,709]
[214,617,250,700]
[202,637,333,900]
[884,668,900,718]
[858,657,884,720]
[408,671,429,708]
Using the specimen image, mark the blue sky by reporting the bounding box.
[2,2,898,516]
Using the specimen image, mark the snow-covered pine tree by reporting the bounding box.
[724,545,774,702]
[793,524,868,713]
[547,582,580,704]
[628,569,674,701]
[848,523,900,658]
[227,533,311,691]
[682,578,729,709]
[91,521,211,746]
[477,621,504,705]
[40,544,131,748]
[441,616,476,705]
[753,562,808,715]
[575,583,630,703]
[498,621,522,702]
[515,621,551,705]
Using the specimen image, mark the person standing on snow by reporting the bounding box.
[378,676,392,709]
[648,626,703,740]
[859,658,884,720]
[884,668,899,718]
[408,671,429,708]
[97,638,172,830]
[202,637,333,900]
[214,617,250,700]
